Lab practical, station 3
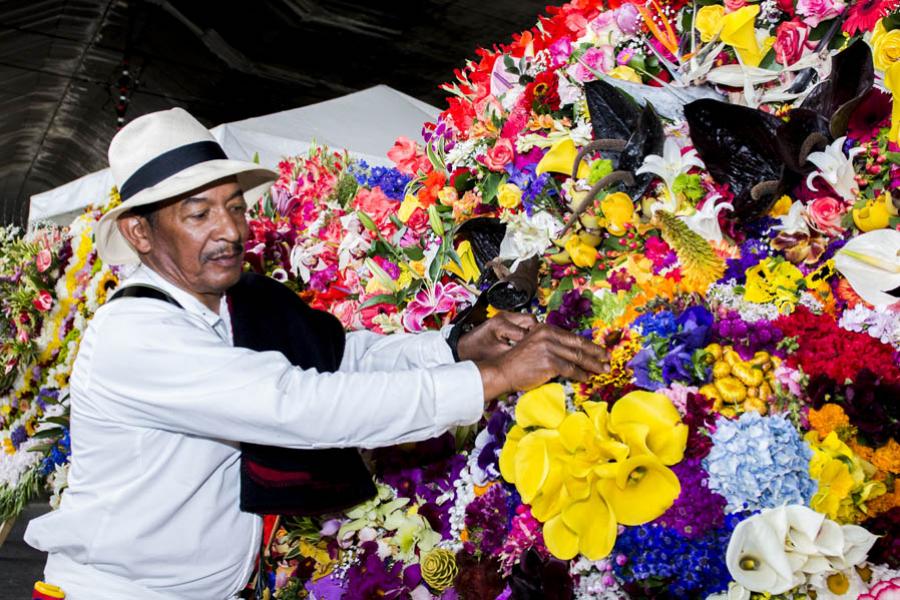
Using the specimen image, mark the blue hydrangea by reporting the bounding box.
[613,513,745,598]
[703,412,815,513]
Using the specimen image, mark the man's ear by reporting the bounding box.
[117,213,154,255]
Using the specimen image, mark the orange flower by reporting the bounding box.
[418,171,448,207]
[873,439,900,474]
[808,404,851,438]
[868,478,900,515]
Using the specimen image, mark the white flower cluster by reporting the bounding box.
[443,453,477,553]
[570,556,626,600]
[706,281,782,321]
[0,436,41,488]
[444,138,482,170]
[840,304,900,351]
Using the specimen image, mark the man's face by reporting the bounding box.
[130,177,249,298]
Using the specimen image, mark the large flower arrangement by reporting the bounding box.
[0,0,899,597]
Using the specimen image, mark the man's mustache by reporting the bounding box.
[203,243,243,262]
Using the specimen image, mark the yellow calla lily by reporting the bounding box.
[720,5,772,68]
[600,192,635,236]
[536,138,590,179]
[608,65,642,83]
[516,383,567,429]
[597,454,681,526]
[885,61,900,143]
[852,198,891,232]
[500,385,687,561]
[564,235,598,268]
[609,391,688,465]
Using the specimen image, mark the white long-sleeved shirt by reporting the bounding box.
[24,265,484,599]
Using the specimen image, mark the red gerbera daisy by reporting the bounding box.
[843,0,899,35]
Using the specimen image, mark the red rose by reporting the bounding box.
[484,138,515,172]
[724,0,748,11]
[807,196,845,236]
[33,289,53,312]
[773,21,810,66]
[777,0,796,15]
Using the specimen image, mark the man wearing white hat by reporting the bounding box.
[23,108,608,599]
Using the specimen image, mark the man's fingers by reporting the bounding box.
[498,311,539,330]
[549,337,610,375]
[547,327,609,362]
[553,355,592,383]
[494,320,531,346]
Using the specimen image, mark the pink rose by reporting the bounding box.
[484,138,515,172]
[724,0,747,11]
[387,137,431,176]
[807,196,846,236]
[860,577,900,600]
[36,248,52,273]
[796,0,846,27]
[774,21,810,65]
[32,289,53,312]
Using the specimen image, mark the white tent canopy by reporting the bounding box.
[28,85,440,226]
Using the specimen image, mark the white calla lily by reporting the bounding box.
[805,137,865,202]
[726,509,798,594]
[771,200,810,235]
[834,229,900,307]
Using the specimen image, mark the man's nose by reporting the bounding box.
[214,208,243,243]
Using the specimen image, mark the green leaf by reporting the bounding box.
[30,428,64,440]
[427,205,445,237]
[547,277,575,311]
[884,12,900,31]
[481,172,505,204]
[357,210,378,232]
[358,294,398,310]
[403,246,425,261]
[252,152,260,164]
[44,416,70,427]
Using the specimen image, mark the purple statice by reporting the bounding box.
[9,424,27,450]
[613,512,745,599]
[712,310,783,359]
[654,458,726,539]
[343,541,417,600]
[471,408,512,485]
[546,290,592,331]
[722,237,771,283]
[464,484,512,556]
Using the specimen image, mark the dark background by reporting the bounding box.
[0,0,551,226]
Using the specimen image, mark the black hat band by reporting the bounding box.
[119,141,228,201]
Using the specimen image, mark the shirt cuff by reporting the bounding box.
[417,329,457,365]
[431,360,484,428]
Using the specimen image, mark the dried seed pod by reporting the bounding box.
[732,363,765,387]
[743,397,768,415]
[549,251,571,265]
[712,361,733,379]
[706,343,723,360]
[724,349,742,367]
[759,381,773,400]
[699,384,722,401]
[747,386,759,398]
[715,377,747,403]
[749,351,771,368]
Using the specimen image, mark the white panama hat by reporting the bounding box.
[95,107,278,265]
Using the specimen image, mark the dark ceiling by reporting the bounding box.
[0,0,551,225]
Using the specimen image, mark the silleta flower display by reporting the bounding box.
[1,0,900,597]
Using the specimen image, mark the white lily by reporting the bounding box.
[337,213,371,270]
[636,137,706,204]
[806,137,865,201]
[679,196,733,242]
[498,211,564,270]
[289,241,326,283]
[771,200,810,235]
[834,228,900,307]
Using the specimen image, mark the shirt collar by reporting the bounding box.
[126,264,228,333]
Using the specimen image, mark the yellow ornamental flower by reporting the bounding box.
[564,235,598,269]
[443,240,481,283]
[769,195,793,217]
[807,431,886,522]
[437,186,458,206]
[600,192,635,236]
[885,60,900,144]
[695,5,726,43]
[399,193,422,223]
[499,384,687,561]
[608,65,642,83]
[720,5,773,68]
[744,258,804,312]
[420,548,458,591]
[853,198,891,232]
[497,183,523,209]
[872,19,900,71]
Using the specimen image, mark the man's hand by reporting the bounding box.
[475,323,611,401]
[456,311,538,363]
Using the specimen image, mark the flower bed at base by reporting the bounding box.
[2,0,900,597]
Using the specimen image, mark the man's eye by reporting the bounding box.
[190,211,208,220]
[230,204,247,213]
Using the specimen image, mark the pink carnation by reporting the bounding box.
[796,0,846,27]
[860,577,900,600]
[387,136,431,176]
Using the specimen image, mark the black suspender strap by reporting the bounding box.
[109,284,184,309]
